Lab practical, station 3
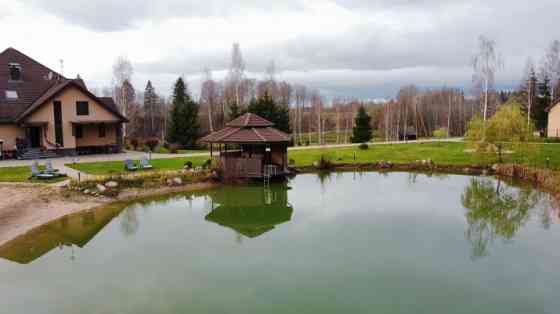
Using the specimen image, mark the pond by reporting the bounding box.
[1,172,560,314]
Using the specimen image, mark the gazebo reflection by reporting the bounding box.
[205,184,294,238]
[0,205,122,264]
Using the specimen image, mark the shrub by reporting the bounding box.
[169,144,180,154]
[184,161,193,169]
[202,159,212,169]
[163,142,170,149]
[144,138,160,151]
[358,143,369,150]
[433,128,448,139]
[315,154,334,170]
[130,138,140,151]
[289,158,296,166]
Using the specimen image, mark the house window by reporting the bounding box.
[76,101,89,115]
[5,90,18,100]
[99,124,106,138]
[8,63,22,81]
[74,125,83,139]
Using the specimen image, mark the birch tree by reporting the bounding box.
[472,35,503,132]
[200,68,218,132]
[112,56,133,136]
[225,43,245,112]
[544,40,560,99]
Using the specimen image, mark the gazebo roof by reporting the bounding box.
[227,113,274,127]
[201,113,290,144]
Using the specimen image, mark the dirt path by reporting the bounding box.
[0,184,106,246]
[0,181,219,247]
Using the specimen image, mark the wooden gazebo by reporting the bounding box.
[201,113,291,180]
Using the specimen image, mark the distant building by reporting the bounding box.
[0,47,127,159]
[547,99,560,137]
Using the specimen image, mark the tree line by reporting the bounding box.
[95,37,560,149]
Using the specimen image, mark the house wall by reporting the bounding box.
[75,124,117,147]
[0,124,24,151]
[548,103,560,138]
[25,86,121,149]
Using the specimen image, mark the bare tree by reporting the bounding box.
[112,56,134,136]
[294,85,307,145]
[544,40,560,99]
[225,42,246,110]
[472,35,503,130]
[200,68,218,132]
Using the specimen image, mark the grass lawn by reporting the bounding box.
[0,166,68,183]
[288,142,560,169]
[65,141,560,176]
[66,156,209,176]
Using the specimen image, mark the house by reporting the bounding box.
[547,99,560,137]
[200,113,291,180]
[0,48,127,159]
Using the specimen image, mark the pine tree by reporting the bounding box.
[167,78,200,147]
[351,106,373,143]
[144,81,157,137]
[534,74,551,133]
[228,102,243,120]
[247,92,291,133]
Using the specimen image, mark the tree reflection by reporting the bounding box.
[461,178,541,260]
[120,207,139,237]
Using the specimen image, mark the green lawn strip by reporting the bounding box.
[64,142,560,176]
[66,156,209,175]
[0,165,67,183]
[288,142,560,169]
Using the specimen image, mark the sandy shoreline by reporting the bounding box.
[0,181,218,247]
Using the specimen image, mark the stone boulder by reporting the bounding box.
[105,181,119,188]
[96,184,107,193]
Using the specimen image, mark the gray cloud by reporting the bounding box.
[21,0,306,32]
[130,0,560,99]
[19,0,560,99]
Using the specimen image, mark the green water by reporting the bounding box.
[1,172,560,314]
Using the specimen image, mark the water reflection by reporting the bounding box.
[120,207,140,237]
[0,205,122,264]
[461,177,555,260]
[204,184,293,239]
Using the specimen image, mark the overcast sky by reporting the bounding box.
[1,0,558,100]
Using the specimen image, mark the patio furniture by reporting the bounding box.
[125,159,138,171]
[139,156,153,170]
[30,162,55,180]
[44,161,60,174]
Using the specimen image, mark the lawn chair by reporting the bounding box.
[44,161,60,174]
[124,159,138,171]
[30,162,55,180]
[139,156,153,170]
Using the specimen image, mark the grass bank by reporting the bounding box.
[66,156,209,176]
[62,142,560,176]
[290,142,560,169]
[0,165,67,183]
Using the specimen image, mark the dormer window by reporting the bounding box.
[5,90,18,100]
[8,63,22,81]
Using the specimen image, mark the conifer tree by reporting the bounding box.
[351,106,373,143]
[534,74,551,133]
[167,77,200,147]
[228,102,243,120]
[144,81,157,137]
[247,92,290,133]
